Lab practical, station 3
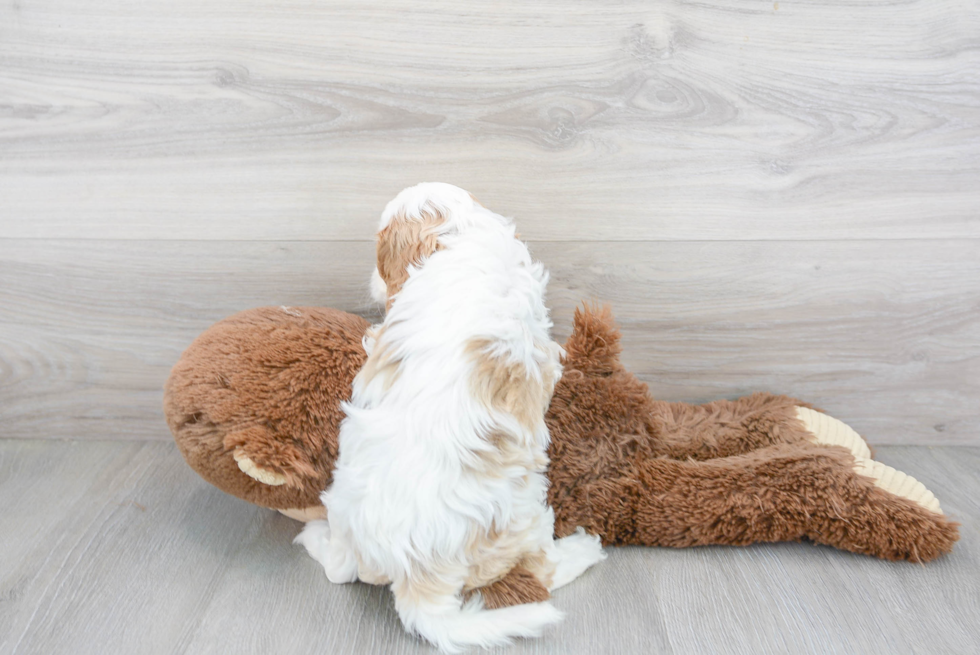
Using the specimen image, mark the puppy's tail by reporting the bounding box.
[397,591,563,654]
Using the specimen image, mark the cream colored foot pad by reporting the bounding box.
[795,407,872,459]
[233,448,287,486]
[279,506,328,522]
[854,457,943,515]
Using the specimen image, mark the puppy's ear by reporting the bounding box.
[370,267,388,305]
[375,206,446,301]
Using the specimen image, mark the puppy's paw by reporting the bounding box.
[294,520,359,584]
[558,527,607,567]
[323,542,360,584]
[550,527,606,590]
[294,519,332,563]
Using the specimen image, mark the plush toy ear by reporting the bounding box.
[222,426,318,490]
[562,304,623,375]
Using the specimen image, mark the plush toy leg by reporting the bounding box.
[641,395,873,461]
[556,306,872,462]
[553,443,958,562]
[646,393,817,460]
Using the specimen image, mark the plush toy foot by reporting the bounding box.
[823,452,958,561]
[795,407,872,459]
[568,442,959,562]
[795,408,943,514]
[549,528,606,591]
[853,456,943,514]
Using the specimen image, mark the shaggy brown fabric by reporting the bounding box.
[463,566,551,610]
[546,306,958,562]
[164,306,368,510]
[547,309,958,561]
[164,304,959,581]
[550,305,814,464]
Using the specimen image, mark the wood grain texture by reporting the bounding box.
[3,2,977,651]
[1,0,978,240]
[1,440,978,655]
[2,238,977,444]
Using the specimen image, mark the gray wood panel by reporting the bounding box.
[2,0,978,240]
[1,239,977,445]
[4,2,978,652]
[1,439,977,655]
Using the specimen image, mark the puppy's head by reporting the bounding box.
[372,183,490,308]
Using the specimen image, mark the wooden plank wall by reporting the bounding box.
[1,0,978,444]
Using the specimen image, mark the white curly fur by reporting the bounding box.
[296,183,604,652]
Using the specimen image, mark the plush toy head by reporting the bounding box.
[163,306,369,519]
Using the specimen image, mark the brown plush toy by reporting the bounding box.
[164,303,958,607]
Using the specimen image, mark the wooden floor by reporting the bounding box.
[1,439,977,655]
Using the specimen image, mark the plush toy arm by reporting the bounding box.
[551,442,958,563]
[222,426,317,490]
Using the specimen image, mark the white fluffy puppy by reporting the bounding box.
[296,183,605,652]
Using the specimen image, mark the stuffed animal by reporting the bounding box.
[164,303,958,607]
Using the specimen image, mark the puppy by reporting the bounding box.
[296,183,605,653]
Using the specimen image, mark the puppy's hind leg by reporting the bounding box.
[392,566,563,654]
[293,520,359,584]
[549,527,606,591]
